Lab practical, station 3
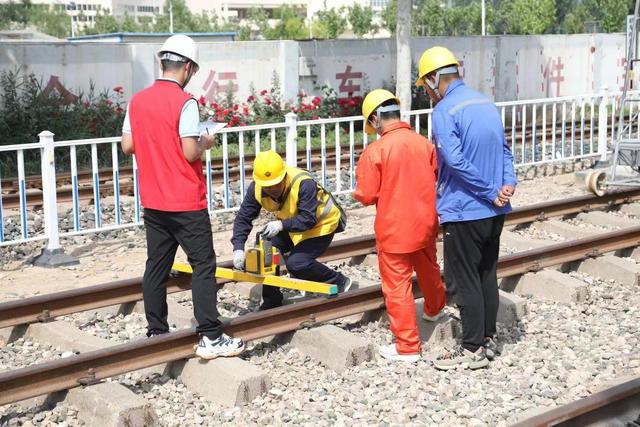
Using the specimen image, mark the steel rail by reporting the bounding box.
[1,226,640,405]
[0,235,377,329]
[511,377,640,427]
[2,190,640,329]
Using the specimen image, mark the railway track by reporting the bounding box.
[1,224,639,406]
[2,191,640,408]
[512,376,640,426]
[2,189,640,330]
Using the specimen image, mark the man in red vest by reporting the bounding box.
[121,34,244,359]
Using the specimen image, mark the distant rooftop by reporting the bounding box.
[67,32,237,42]
[0,29,61,42]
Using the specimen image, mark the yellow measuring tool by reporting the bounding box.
[171,262,338,295]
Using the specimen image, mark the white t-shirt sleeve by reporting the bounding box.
[179,99,200,138]
[122,103,132,134]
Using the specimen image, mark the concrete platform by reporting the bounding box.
[66,382,159,426]
[501,270,589,303]
[578,255,640,286]
[291,324,374,372]
[26,320,117,353]
[576,210,637,228]
[534,219,595,239]
[500,230,549,251]
[134,299,196,329]
[497,291,527,326]
[172,357,270,407]
[414,298,458,345]
[620,203,640,217]
[223,282,262,301]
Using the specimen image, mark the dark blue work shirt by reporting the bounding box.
[231,180,318,251]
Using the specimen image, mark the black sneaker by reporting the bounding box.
[484,337,500,360]
[258,301,283,311]
[433,345,489,370]
[337,276,353,293]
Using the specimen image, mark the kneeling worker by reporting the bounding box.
[231,150,352,309]
[354,89,446,362]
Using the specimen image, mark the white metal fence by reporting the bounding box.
[0,88,635,252]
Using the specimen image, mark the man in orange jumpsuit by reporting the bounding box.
[354,89,446,362]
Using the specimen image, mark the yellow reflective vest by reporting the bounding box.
[255,167,342,246]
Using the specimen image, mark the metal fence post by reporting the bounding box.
[596,86,610,165]
[285,112,298,167]
[33,130,78,267]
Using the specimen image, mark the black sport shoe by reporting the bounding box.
[337,276,353,293]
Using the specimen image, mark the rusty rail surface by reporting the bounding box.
[511,377,640,427]
[2,226,640,405]
[0,235,377,329]
[2,190,640,329]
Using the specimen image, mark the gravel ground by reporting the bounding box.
[61,311,149,343]
[0,339,83,427]
[76,266,637,427]
[511,224,565,242]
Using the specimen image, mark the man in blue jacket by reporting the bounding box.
[416,46,517,370]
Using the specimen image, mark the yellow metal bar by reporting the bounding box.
[172,262,338,295]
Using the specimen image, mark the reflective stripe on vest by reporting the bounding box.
[254,167,341,245]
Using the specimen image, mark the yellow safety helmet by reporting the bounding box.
[361,89,401,135]
[253,150,286,187]
[416,46,459,87]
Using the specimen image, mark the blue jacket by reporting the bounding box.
[431,80,517,224]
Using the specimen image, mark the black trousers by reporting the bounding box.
[443,215,505,352]
[142,208,223,339]
[262,231,346,308]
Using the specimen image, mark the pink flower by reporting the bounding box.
[198,96,206,106]
[113,86,124,94]
[222,108,230,115]
[233,104,239,112]
[247,95,255,102]
[265,99,272,106]
[312,96,321,105]
[106,99,113,106]
[260,90,268,96]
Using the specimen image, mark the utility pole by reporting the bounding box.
[396,0,412,111]
[481,0,486,36]
[169,0,174,33]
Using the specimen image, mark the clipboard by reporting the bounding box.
[199,121,227,136]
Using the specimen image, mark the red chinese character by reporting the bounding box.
[542,57,565,97]
[617,57,628,91]
[40,75,79,105]
[336,65,363,94]
[202,70,238,101]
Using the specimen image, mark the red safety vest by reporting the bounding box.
[129,80,207,212]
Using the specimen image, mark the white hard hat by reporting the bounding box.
[158,34,199,68]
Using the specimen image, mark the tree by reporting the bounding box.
[381,0,397,34]
[315,7,348,39]
[265,6,308,40]
[413,0,446,36]
[0,0,70,38]
[497,0,556,35]
[597,0,634,32]
[348,4,377,37]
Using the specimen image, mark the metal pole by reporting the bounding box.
[169,0,174,33]
[481,0,486,36]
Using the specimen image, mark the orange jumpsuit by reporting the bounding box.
[354,121,446,354]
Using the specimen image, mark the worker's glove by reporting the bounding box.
[233,250,245,271]
[261,220,283,239]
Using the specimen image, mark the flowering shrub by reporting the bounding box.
[0,68,126,176]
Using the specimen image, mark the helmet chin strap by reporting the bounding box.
[425,65,459,99]
[373,104,401,133]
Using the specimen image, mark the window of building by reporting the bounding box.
[369,0,388,8]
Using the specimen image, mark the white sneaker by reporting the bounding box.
[378,344,420,362]
[195,333,245,360]
[422,309,447,322]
